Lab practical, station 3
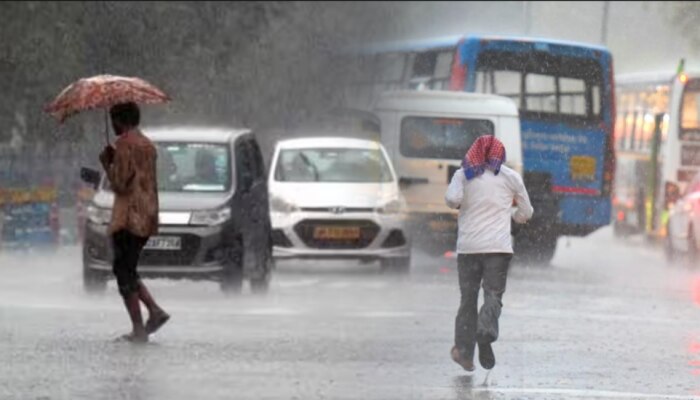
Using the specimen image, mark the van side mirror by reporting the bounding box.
[80,167,101,190]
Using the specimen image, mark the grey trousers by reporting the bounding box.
[454,253,512,360]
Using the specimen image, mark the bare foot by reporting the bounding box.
[145,310,171,335]
[451,346,475,372]
[116,331,149,344]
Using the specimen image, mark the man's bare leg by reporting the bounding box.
[138,281,170,334]
[122,292,148,343]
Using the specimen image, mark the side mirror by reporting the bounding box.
[80,167,101,190]
[665,181,681,208]
[399,176,429,188]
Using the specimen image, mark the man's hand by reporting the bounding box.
[99,146,115,169]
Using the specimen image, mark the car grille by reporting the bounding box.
[294,219,380,249]
[138,234,200,266]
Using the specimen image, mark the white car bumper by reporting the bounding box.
[270,210,411,261]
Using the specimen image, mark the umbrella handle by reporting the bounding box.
[103,109,110,146]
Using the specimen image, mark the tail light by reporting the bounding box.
[617,210,625,222]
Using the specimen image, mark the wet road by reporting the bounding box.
[1,228,700,400]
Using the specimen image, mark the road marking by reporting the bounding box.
[470,387,700,399]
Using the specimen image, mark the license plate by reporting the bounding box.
[144,236,182,250]
[313,226,360,240]
[570,155,596,181]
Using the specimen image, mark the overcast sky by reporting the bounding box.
[372,1,696,75]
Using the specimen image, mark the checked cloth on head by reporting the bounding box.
[462,136,506,180]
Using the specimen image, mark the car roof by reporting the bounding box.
[373,90,519,117]
[141,126,251,143]
[276,137,386,150]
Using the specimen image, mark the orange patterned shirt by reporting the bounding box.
[103,129,159,238]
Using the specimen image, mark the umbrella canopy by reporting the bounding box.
[44,74,170,123]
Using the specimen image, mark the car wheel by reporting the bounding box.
[220,238,244,294]
[381,257,411,275]
[83,264,107,294]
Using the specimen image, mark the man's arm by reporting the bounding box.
[445,168,464,210]
[104,143,135,195]
[511,172,534,224]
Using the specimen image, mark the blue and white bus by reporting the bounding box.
[346,35,616,263]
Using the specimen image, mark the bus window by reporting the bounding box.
[559,77,587,116]
[432,51,454,89]
[476,50,603,122]
[477,70,522,105]
[412,51,437,78]
[592,85,601,116]
[682,88,700,132]
[526,74,557,113]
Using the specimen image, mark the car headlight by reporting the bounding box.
[190,207,232,226]
[270,196,299,213]
[86,204,112,225]
[377,199,403,214]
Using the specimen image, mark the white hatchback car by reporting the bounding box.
[268,137,411,272]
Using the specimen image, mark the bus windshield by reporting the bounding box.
[475,50,603,123]
[681,79,700,136]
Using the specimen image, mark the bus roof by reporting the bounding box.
[373,90,519,117]
[355,34,610,55]
[616,71,700,88]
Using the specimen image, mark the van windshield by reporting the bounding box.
[400,117,495,160]
[274,148,394,183]
[102,142,231,193]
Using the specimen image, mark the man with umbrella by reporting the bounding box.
[45,75,172,343]
[99,102,170,343]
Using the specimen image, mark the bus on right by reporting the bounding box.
[614,66,700,242]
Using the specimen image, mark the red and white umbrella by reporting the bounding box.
[44,74,171,142]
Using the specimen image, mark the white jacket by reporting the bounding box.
[444,166,534,254]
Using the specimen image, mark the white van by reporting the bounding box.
[371,90,521,240]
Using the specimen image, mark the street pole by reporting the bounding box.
[601,1,610,45]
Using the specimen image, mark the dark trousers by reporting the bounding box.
[454,253,512,360]
[112,230,148,298]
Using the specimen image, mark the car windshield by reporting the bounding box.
[274,148,394,183]
[102,142,231,192]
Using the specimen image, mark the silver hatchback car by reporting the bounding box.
[81,127,274,293]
